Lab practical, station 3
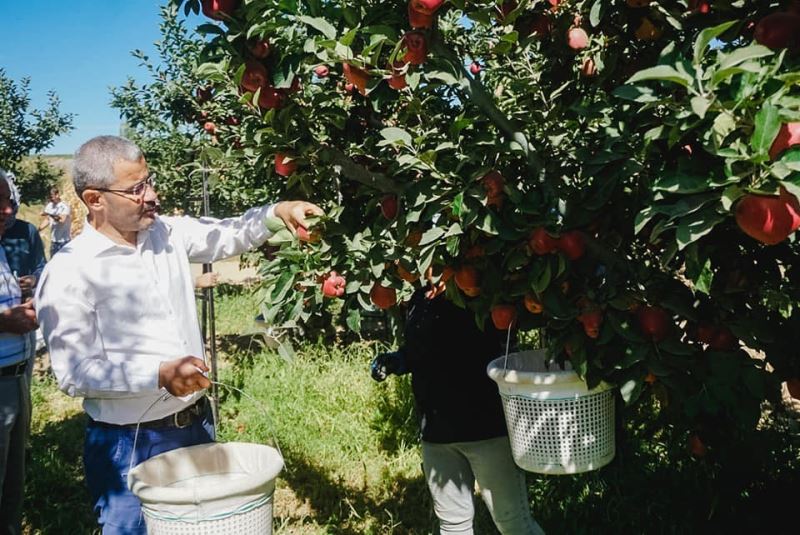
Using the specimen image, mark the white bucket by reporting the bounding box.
[487,350,615,475]
[128,442,283,534]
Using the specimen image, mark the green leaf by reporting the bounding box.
[675,211,725,250]
[626,65,692,88]
[693,20,738,66]
[693,258,714,295]
[718,44,773,71]
[751,104,781,157]
[297,15,337,39]
[612,85,661,103]
[619,378,643,404]
[589,0,604,27]
[379,127,413,147]
[419,227,445,246]
[532,262,551,294]
[690,96,711,119]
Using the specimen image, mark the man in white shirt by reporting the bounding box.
[39,187,72,257]
[35,136,322,534]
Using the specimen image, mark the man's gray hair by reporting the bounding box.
[73,136,143,194]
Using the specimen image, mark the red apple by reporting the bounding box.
[708,325,737,351]
[403,32,428,65]
[454,265,480,296]
[408,3,434,28]
[577,308,603,339]
[409,0,444,15]
[567,27,589,50]
[754,12,800,51]
[787,378,800,399]
[556,231,585,260]
[297,225,320,243]
[380,195,399,220]
[322,271,346,298]
[241,60,268,93]
[688,0,711,13]
[637,306,671,341]
[482,171,504,195]
[389,74,408,90]
[203,121,216,134]
[274,152,297,177]
[735,187,800,245]
[769,122,800,160]
[529,227,558,255]
[689,434,707,458]
[201,0,239,20]
[370,283,397,309]
[491,305,518,330]
[314,65,330,78]
[248,38,270,59]
[470,62,481,75]
[258,86,286,109]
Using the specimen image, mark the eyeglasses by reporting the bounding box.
[91,174,156,200]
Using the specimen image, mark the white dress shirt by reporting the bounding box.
[35,205,274,424]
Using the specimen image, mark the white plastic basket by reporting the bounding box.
[487,350,615,475]
[128,442,283,534]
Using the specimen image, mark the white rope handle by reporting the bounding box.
[127,380,283,476]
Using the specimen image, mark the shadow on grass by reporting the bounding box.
[24,412,97,534]
[277,443,435,534]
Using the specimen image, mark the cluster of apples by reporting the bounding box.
[528,227,586,261]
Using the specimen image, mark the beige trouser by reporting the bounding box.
[422,436,545,535]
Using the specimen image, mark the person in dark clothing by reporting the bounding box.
[371,287,544,535]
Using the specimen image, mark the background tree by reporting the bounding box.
[0,69,74,200]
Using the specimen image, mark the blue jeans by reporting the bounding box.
[84,408,215,534]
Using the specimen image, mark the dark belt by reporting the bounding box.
[0,359,28,378]
[89,396,208,430]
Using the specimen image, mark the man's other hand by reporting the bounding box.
[158,356,211,397]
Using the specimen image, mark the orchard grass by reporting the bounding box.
[24,286,800,533]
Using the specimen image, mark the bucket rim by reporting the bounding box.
[487,350,584,386]
[128,442,283,506]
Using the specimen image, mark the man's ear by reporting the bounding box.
[81,189,103,209]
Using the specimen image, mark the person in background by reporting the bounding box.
[371,283,544,535]
[35,135,323,534]
[39,186,72,257]
[0,169,45,533]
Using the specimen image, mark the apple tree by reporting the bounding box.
[143,0,800,522]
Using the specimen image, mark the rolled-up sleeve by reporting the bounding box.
[166,205,275,264]
[35,267,161,398]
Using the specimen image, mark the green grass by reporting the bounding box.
[24,287,800,534]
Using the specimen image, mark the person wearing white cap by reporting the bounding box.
[0,168,46,532]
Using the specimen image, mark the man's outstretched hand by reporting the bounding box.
[274,201,324,234]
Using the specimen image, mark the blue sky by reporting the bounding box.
[1,1,202,155]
